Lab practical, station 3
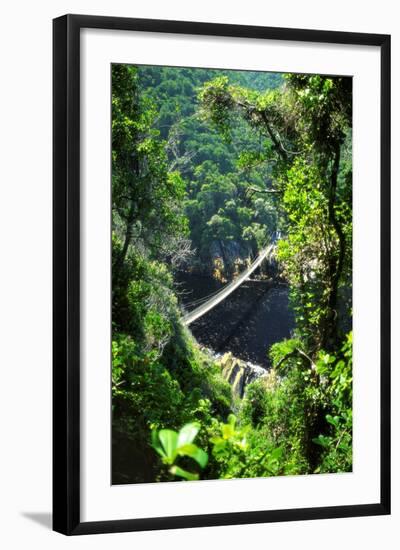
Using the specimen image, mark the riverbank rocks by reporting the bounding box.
[216,351,267,398]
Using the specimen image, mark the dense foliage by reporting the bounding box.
[111,63,353,484]
[138,67,283,276]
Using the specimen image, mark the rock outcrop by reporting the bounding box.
[216,351,267,398]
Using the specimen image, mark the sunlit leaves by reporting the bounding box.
[151,423,209,481]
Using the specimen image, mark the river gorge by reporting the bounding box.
[176,272,295,371]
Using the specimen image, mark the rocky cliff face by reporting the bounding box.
[209,240,253,279]
[215,351,267,398]
[186,239,280,281]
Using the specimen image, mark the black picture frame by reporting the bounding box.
[53,14,391,536]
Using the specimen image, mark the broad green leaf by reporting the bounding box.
[178,444,209,468]
[151,430,166,458]
[270,447,283,461]
[159,429,178,461]
[170,465,199,481]
[211,440,226,455]
[221,423,235,439]
[227,414,236,427]
[326,414,340,427]
[312,435,330,448]
[177,423,200,448]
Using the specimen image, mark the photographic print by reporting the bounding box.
[111,63,353,485]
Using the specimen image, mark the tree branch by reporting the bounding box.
[259,111,288,162]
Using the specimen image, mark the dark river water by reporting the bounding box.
[176,273,295,367]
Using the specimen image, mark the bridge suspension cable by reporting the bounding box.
[183,284,226,308]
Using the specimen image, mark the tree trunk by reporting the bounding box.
[324,143,346,349]
[118,201,136,269]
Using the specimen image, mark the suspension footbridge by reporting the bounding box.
[182,243,275,326]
